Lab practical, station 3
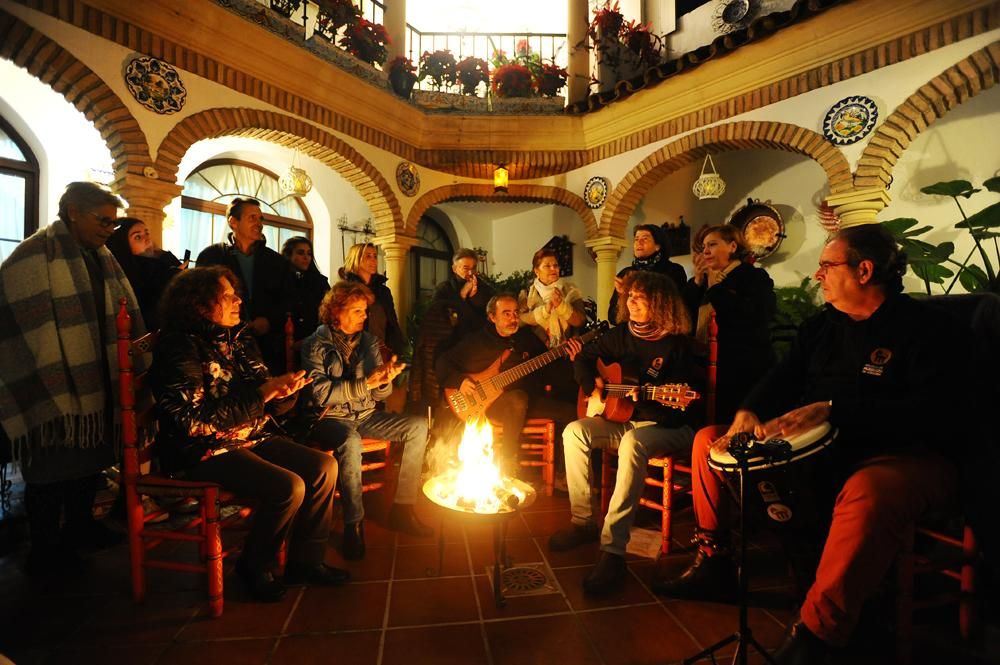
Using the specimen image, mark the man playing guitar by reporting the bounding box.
[550,271,701,597]
[435,293,581,477]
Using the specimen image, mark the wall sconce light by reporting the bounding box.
[493,164,509,194]
[279,151,313,197]
[692,154,726,200]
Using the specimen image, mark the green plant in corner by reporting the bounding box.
[882,176,1000,294]
[772,277,822,359]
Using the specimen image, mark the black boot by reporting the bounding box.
[583,551,628,596]
[342,521,366,560]
[548,522,599,552]
[651,530,736,601]
[773,621,831,665]
[62,474,124,550]
[388,503,433,537]
[235,559,287,602]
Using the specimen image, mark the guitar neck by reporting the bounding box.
[603,384,658,400]
[488,326,602,392]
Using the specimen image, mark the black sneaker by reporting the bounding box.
[342,521,366,560]
[284,563,351,586]
[582,552,628,596]
[235,560,287,602]
[548,522,600,552]
[650,549,737,601]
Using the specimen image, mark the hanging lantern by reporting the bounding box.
[493,164,509,194]
[692,154,726,200]
[280,152,313,197]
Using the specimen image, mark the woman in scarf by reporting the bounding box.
[281,236,330,344]
[518,248,586,348]
[106,217,185,331]
[338,242,406,358]
[0,182,140,576]
[683,224,776,423]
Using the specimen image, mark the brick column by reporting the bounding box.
[376,234,420,333]
[115,172,183,244]
[585,236,628,321]
[825,187,892,228]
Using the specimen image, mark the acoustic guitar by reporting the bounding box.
[576,358,700,422]
[444,322,608,422]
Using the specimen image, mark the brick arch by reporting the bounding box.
[155,108,401,236]
[404,184,599,239]
[0,8,152,189]
[600,121,851,238]
[855,41,1000,190]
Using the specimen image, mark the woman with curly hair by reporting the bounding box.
[683,224,776,422]
[149,266,349,603]
[548,270,701,597]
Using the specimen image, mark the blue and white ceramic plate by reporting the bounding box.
[124,57,186,115]
[823,96,878,145]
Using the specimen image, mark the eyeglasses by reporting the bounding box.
[84,211,120,229]
[816,260,854,273]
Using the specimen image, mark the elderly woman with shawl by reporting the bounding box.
[518,248,586,347]
[0,182,143,576]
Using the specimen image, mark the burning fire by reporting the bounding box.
[426,421,527,514]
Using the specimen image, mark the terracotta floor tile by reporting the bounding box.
[270,632,381,665]
[520,493,570,513]
[459,514,531,543]
[157,637,275,665]
[64,592,199,645]
[537,537,604,568]
[286,581,388,632]
[579,604,701,664]
[393,542,470,579]
[484,614,603,665]
[474,573,570,620]
[467,536,543,572]
[45,643,165,665]
[662,599,787,652]
[381,623,488,665]
[520,508,576,538]
[177,585,300,641]
[387,577,480,627]
[326,545,396,582]
[553,562,656,610]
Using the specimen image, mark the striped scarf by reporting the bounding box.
[628,319,666,341]
[0,219,143,462]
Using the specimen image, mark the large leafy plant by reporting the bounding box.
[882,177,1000,294]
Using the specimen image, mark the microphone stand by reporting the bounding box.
[682,434,780,665]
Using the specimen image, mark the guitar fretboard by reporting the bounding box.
[487,326,603,391]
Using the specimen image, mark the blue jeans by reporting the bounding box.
[311,411,428,525]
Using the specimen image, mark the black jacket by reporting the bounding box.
[149,321,292,475]
[741,294,974,467]
[124,252,182,331]
[609,252,687,320]
[682,262,777,421]
[434,273,496,339]
[286,266,330,342]
[435,325,549,394]
[342,271,405,357]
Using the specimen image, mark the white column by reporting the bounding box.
[567,0,590,105]
[384,0,408,62]
[377,235,419,333]
[585,236,628,322]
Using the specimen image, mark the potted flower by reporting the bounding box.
[455,56,489,95]
[534,62,567,97]
[387,56,417,99]
[313,0,361,41]
[339,18,390,67]
[491,63,534,98]
[417,49,457,90]
[586,1,625,43]
[621,19,663,70]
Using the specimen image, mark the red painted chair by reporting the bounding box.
[489,418,557,496]
[599,313,717,554]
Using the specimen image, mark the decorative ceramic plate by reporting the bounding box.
[124,57,186,115]
[584,176,609,209]
[396,161,420,197]
[822,96,878,145]
[728,199,785,260]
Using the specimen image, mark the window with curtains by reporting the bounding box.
[0,116,39,263]
[170,159,312,262]
[409,216,454,304]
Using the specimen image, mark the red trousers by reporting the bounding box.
[690,424,958,645]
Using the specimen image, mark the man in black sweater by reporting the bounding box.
[435,293,578,477]
[196,197,289,372]
[608,224,687,318]
[433,248,496,340]
[551,271,700,597]
[654,225,976,664]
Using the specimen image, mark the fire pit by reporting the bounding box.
[421,422,537,607]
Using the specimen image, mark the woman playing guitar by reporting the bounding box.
[549,271,702,597]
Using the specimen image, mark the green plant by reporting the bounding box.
[882,177,1000,294]
[771,277,822,359]
[418,49,457,89]
[484,269,534,295]
[314,0,361,40]
[491,63,534,98]
[455,56,489,95]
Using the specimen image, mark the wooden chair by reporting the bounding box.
[598,314,717,554]
[284,313,393,498]
[489,418,557,496]
[117,299,254,618]
[895,521,980,665]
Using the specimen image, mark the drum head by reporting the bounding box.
[709,422,836,472]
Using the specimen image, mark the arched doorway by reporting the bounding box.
[0,114,39,261]
[409,216,454,305]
